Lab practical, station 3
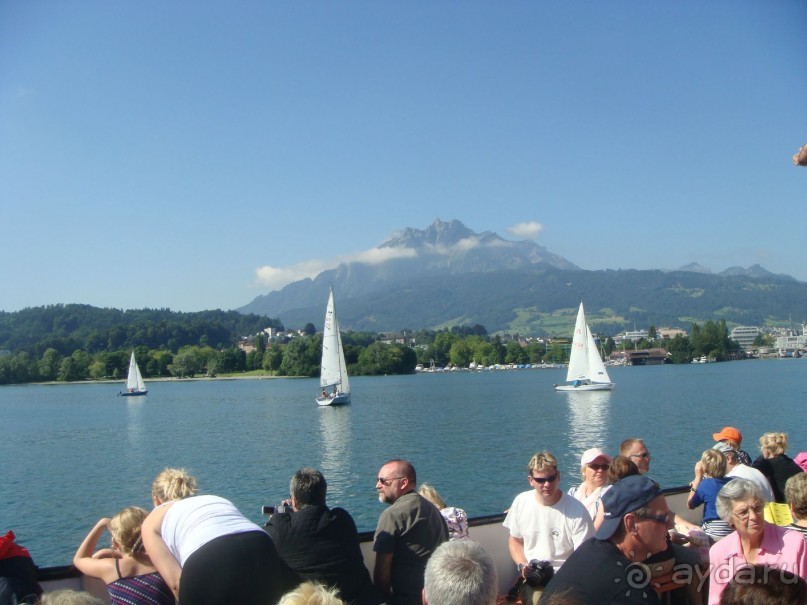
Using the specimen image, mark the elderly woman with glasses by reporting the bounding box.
[567,448,612,523]
[708,478,807,604]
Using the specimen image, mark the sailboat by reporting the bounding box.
[119,351,148,397]
[316,287,351,406]
[554,302,614,391]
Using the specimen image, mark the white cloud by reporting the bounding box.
[254,247,417,291]
[350,247,417,265]
[508,221,543,239]
[254,260,329,291]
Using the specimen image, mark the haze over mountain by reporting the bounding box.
[239,220,806,335]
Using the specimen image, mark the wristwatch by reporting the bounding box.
[517,562,526,573]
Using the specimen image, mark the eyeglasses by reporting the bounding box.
[731,503,764,520]
[587,463,610,471]
[530,474,558,484]
[377,476,403,486]
[629,452,651,460]
[636,511,671,525]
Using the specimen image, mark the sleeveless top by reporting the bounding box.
[107,557,175,605]
[160,495,262,566]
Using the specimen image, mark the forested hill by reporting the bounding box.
[0,305,282,357]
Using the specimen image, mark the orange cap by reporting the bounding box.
[712,426,742,444]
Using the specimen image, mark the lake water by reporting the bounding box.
[2,359,806,567]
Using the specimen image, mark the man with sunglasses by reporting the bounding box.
[539,475,671,605]
[503,452,594,605]
[620,438,652,474]
[373,459,448,605]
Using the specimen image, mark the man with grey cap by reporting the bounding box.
[714,441,775,502]
[539,475,671,605]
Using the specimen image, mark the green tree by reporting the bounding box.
[504,341,529,364]
[170,347,202,377]
[280,336,321,377]
[262,347,283,372]
[58,350,89,381]
[38,348,62,381]
[525,341,547,363]
[449,339,474,368]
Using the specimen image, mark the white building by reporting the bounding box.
[730,326,761,350]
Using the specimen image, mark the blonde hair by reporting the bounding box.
[419,483,446,510]
[151,467,198,502]
[785,473,807,521]
[527,452,558,474]
[40,590,104,605]
[759,432,788,457]
[108,507,147,555]
[278,582,344,605]
[700,449,727,478]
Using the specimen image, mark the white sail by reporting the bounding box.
[125,351,147,393]
[317,287,351,405]
[557,302,613,391]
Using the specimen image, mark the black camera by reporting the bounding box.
[262,502,293,516]
[523,560,554,588]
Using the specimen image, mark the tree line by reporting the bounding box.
[0,318,742,386]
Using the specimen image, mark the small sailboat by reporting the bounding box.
[119,351,148,397]
[316,287,351,406]
[554,302,614,391]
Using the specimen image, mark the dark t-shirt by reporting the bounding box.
[540,538,661,605]
[265,505,380,605]
[373,492,448,605]
[752,454,802,503]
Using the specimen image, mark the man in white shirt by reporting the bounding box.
[714,441,775,502]
[503,451,593,605]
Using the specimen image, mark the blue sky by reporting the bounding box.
[2,2,805,313]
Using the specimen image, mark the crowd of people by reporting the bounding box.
[3,426,807,605]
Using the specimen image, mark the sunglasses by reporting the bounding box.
[629,452,650,460]
[636,511,671,525]
[587,463,610,471]
[377,476,403,486]
[530,474,558,484]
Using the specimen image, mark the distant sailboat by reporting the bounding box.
[554,302,614,391]
[119,351,148,397]
[316,287,351,406]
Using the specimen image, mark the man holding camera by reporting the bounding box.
[265,468,380,605]
[503,451,594,605]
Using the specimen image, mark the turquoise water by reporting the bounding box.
[2,359,806,566]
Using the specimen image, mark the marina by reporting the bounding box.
[2,358,806,570]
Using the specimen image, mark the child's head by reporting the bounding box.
[108,507,148,555]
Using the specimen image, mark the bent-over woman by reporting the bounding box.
[141,468,300,605]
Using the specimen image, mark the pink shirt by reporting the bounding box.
[708,522,807,605]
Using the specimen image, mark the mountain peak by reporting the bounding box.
[381,219,486,249]
[677,262,712,274]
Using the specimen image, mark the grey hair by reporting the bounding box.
[716,478,765,522]
[424,540,498,605]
